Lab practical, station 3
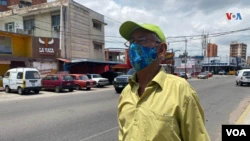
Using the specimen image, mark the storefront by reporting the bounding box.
[31,37,60,77]
[0,31,60,77]
[201,56,239,74]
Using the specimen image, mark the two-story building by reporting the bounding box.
[0,0,121,74]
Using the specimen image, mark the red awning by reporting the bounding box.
[112,64,130,69]
[57,58,71,63]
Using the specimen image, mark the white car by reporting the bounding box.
[236,69,250,86]
[87,74,109,87]
[186,73,192,79]
[3,68,42,94]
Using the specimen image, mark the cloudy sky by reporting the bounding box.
[50,0,250,58]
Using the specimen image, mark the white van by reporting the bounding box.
[3,68,42,94]
[236,69,250,86]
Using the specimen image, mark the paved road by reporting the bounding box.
[0,76,249,141]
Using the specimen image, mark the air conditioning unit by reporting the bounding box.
[16,28,25,34]
[53,26,60,32]
[24,29,33,35]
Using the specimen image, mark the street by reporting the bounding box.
[0,76,250,141]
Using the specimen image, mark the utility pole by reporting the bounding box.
[185,38,187,74]
[171,48,174,74]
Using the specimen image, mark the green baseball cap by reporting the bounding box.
[119,21,166,42]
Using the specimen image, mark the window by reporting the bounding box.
[93,74,102,78]
[93,22,102,30]
[243,71,250,76]
[87,75,91,79]
[44,76,52,80]
[17,72,23,79]
[94,43,102,51]
[71,76,77,80]
[182,60,185,63]
[62,75,73,81]
[24,19,35,30]
[4,72,10,78]
[0,0,7,5]
[5,22,14,32]
[52,75,59,80]
[25,71,40,79]
[52,15,60,27]
[79,75,89,80]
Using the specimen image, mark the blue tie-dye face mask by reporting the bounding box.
[129,43,158,71]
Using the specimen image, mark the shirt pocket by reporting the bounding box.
[145,111,175,140]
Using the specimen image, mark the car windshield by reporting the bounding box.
[93,74,102,78]
[126,69,136,75]
[200,72,206,75]
[243,71,250,76]
[25,71,40,79]
[62,75,74,81]
[79,75,89,80]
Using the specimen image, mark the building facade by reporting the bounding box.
[230,42,247,60]
[0,0,47,12]
[0,0,119,74]
[206,43,217,57]
[247,56,250,65]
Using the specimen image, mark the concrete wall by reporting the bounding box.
[63,1,106,61]
[34,12,53,37]
[88,10,105,61]
[65,2,91,59]
[0,16,23,32]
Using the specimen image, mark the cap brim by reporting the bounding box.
[119,21,142,41]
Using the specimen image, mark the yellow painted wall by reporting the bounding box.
[0,64,9,76]
[0,32,32,57]
[0,64,9,87]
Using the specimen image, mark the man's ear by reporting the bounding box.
[159,43,167,57]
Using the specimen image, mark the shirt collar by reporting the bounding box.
[128,67,167,89]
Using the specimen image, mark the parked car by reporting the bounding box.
[113,68,136,93]
[236,69,250,86]
[3,68,42,94]
[174,72,188,79]
[191,72,200,77]
[197,72,209,79]
[205,71,213,77]
[70,74,96,90]
[186,73,192,79]
[101,71,122,85]
[87,74,109,87]
[219,70,226,75]
[42,74,75,93]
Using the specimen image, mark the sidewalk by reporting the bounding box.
[236,104,250,124]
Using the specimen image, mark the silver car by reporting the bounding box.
[197,72,208,79]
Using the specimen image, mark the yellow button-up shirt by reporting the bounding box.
[118,68,210,141]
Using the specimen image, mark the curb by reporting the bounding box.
[236,104,250,124]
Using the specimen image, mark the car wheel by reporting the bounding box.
[34,90,39,94]
[18,87,24,95]
[69,88,74,92]
[75,85,81,90]
[86,87,91,90]
[55,86,61,93]
[236,81,238,85]
[5,86,11,93]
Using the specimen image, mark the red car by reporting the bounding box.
[42,74,75,93]
[70,74,96,90]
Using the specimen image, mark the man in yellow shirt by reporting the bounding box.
[118,21,211,141]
